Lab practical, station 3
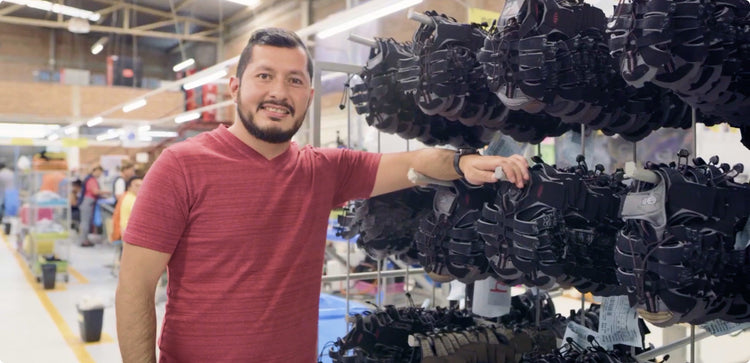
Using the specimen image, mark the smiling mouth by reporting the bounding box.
[259,103,293,117]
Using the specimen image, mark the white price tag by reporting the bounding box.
[598,295,643,349]
[472,276,511,318]
[564,321,602,349]
[700,320,750,337]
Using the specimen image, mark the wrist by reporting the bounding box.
[453,148,479,177]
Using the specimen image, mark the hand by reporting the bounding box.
[459,154,529,188]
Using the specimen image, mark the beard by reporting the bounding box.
[236,91,306,144]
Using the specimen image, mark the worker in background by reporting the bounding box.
[78,164,110,247]
[112,160,136,202]
[0,161,13,222]
[115,27,530,363]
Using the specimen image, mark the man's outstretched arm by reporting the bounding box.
[370,148,529,197]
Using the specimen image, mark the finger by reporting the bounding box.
[509,155,530,180]
[468,170,498,185]
[502,160,526,188]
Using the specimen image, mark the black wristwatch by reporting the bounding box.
[453,148,479,177]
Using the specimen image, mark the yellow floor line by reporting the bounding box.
[69,266,89,284]
[2,232,113,363]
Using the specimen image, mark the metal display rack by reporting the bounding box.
[309,11,749,359]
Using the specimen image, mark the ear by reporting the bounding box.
[306,88,314,109]
[229,76,240,102]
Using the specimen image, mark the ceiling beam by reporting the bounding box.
[131,19,175,31]
[0,4,23,16]
[88,0,217,28]
[175,0,197,12]
[0,15,220,42]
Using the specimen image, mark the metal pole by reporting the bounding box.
[321,268,426,282]
[348,33,377,47]
[635,329,711,361]
[345,237,351,332]
[691,107,698,156]
[633,142,637,162]
[407,8,432,25]
[432,281,436,308]
[377,258,383,307]
[580,124,586,158]
[690,325,696,363]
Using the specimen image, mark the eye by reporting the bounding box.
[289,77,304,85]
[257,73,271,80]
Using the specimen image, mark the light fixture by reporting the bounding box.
[0,123,60,139]
[96,129,120,141]
[91,37,108,55]
[224,0,261,7]
[316,0,422,39]
[86,116,103,127]
[183,69,228,90]
[172,58,195,72]
[175,112,201,124]
[137,125,151,133]
[3,0,101,21]
[47,134,60,141]
[122,99,147,113]
[147,131,179,138]
[63,126,77,135]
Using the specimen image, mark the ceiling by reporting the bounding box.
[0,0,289,51]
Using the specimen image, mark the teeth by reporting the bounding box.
[264,106,288,114]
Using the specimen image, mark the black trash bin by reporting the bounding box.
[78,305,104,342]
[41,263,56,290]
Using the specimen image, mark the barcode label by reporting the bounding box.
[700,320,750,337]
[597,295,643,348]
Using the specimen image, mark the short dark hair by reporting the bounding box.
[126,176,143,191]
[235,27,313,82]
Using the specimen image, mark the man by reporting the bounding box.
[112,160,136,201]
[78,164,110,247]
[116,27,528,362]
[0,161,13,221]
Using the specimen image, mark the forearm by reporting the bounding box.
[410,148,460,181]
[116,286,157,363]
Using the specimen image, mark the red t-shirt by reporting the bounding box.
[123,126,380,362]
[83,175,99,199]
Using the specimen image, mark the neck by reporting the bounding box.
[227,122,290,160]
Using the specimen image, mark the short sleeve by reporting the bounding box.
[122,150,190,254]
[114,178,126,197]
[325,149,381,207]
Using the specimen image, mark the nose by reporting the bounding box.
[266,77,290,100]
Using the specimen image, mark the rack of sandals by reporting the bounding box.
[314,0,750,361]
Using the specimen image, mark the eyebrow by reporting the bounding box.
[255,65,306,78]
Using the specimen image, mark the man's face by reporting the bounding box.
[231,45,313,144]
[123,166,135,178]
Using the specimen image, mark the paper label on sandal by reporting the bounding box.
[472,276,511,318]
[597,295,643,349]
[700,320,750,337]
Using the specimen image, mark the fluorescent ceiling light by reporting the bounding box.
[96,129,120,141]
[175,112,201,124]
[225,0,261,7]
[3,0,101,21]
[86,116,103,127]
[147,131,179,138]
[183,69,228,91]
[0,122,60,139]
[47,134,60,141]
[172,58,195,72]
[63,126,77,135]
[137,125,151,133]
[91,37,108,55]
[122,99,147,113]
[317,0,422,39]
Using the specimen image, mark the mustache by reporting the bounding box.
[257,101,294,116]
